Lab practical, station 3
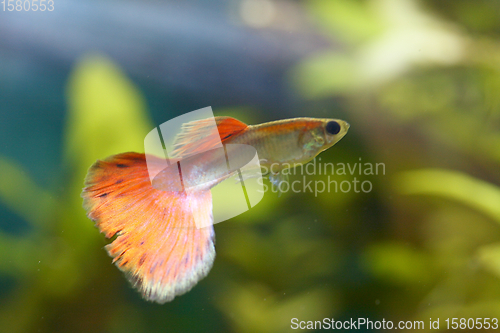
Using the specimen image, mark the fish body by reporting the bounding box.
[153,117,349,191]
[82,116,349,303]
[228,117,349,168]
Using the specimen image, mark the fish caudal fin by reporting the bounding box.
[82,152,215,303]
[171,116,248,158]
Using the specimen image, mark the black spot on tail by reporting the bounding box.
[139,254,146,266]
[116,164,128,168]
[131,276,143,288]
[98,193,108,198]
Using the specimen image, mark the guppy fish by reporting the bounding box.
[82,116,349,303]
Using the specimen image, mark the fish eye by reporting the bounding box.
[325,121,341,135]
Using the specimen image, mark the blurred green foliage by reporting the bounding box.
[0,55,154,333]
[1,0,500,332]
[290,0,500,330]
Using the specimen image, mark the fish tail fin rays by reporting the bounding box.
[171,116,248,158]
[82,152,215,303]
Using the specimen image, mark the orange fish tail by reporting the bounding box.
[82,152,215,303]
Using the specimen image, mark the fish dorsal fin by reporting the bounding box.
[171,116,248,158]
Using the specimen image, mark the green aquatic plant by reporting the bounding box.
[0,55,152,333]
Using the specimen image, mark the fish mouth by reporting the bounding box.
[338,120,350,138]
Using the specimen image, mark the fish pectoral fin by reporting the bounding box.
[269,172,289,196]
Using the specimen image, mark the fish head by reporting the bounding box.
[299,119,350,159]
[321,119,350,148]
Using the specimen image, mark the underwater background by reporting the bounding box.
[1,0,500,332]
